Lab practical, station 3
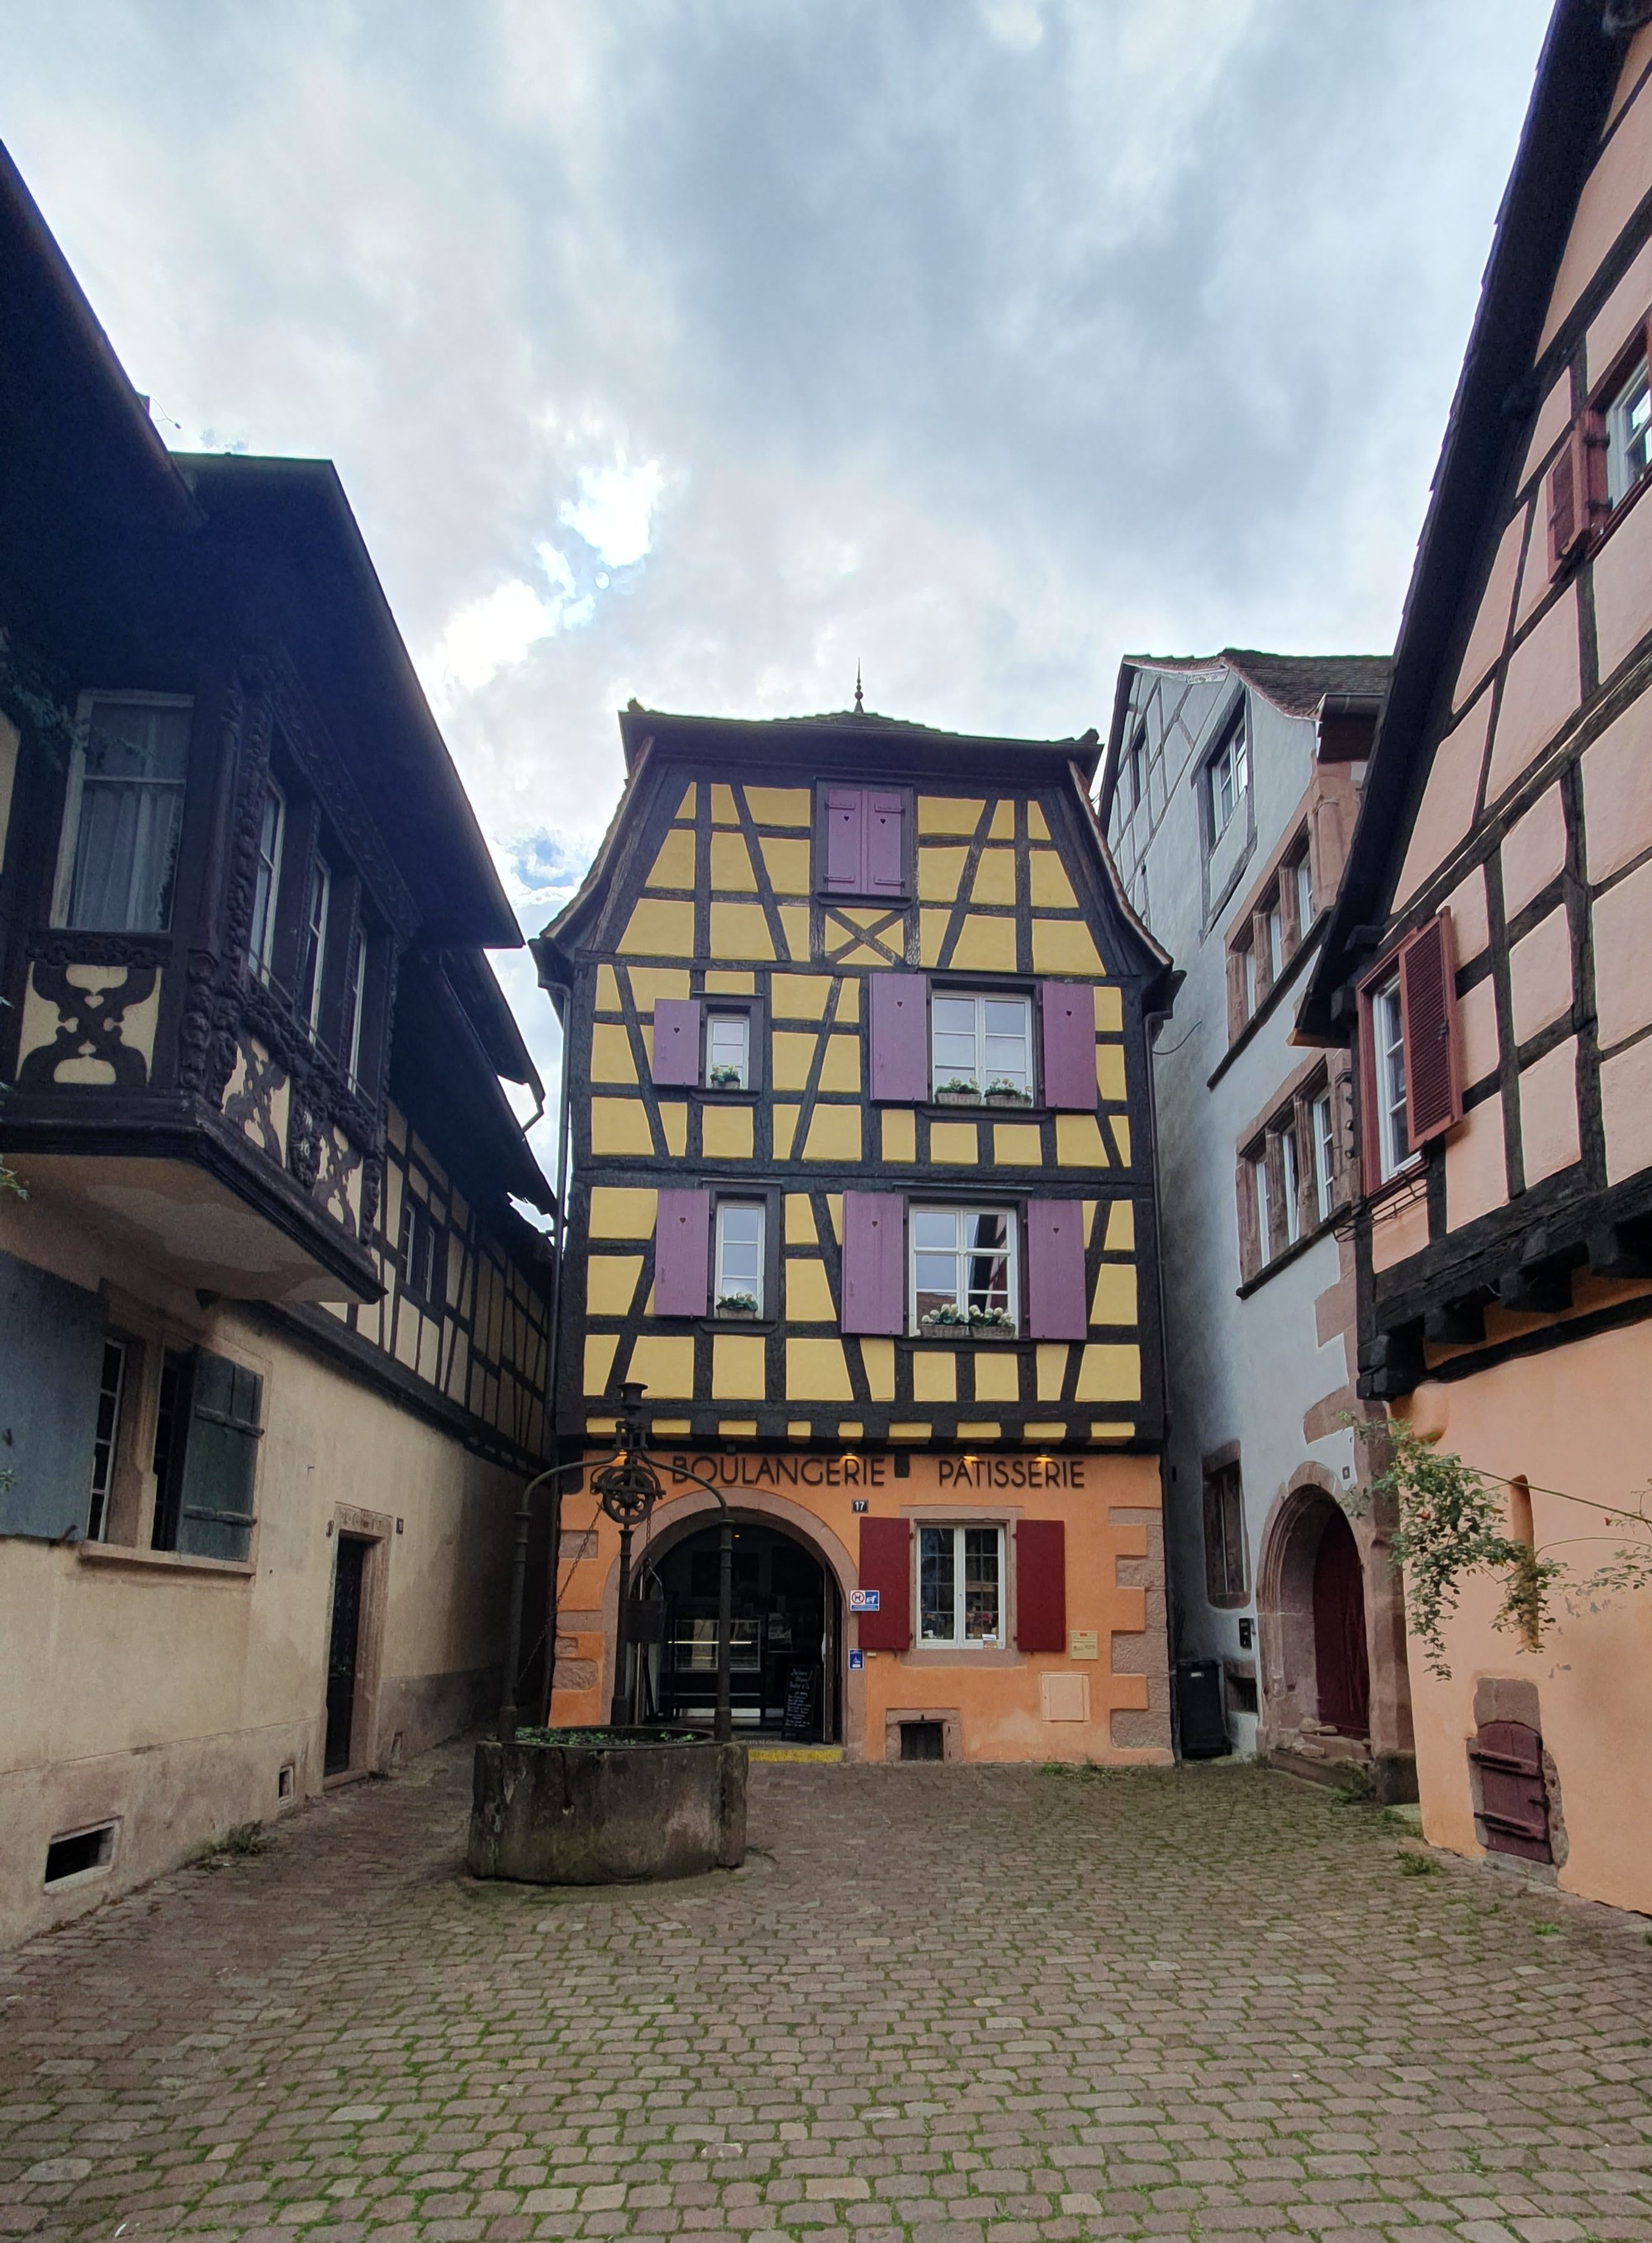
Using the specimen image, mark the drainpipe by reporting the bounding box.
[1143,997,1181,1759]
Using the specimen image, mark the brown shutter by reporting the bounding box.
[1546,432,1581,579]
[1398,908,1461,1149]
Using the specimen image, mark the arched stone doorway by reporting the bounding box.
[1312,1508,1370,1737]
[622,1510,844,1743]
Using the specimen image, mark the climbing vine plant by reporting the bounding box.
[1352,1418,1652,1678]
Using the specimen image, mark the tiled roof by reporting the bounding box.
[1127,649,1391,717]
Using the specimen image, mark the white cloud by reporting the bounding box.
[559,456,666,569]
[421,545,593,706]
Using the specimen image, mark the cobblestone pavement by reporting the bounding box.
[2,1746,1651,2243]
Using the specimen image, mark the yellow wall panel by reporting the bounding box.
[803,1105,862,1162]
[590,1024,638,1083]
[702,1102,753,1159]
[786,1258,836,1322]
[919,910,948,965]
[705,971,755,993]
[1032,918,1104,974]
[838,1421,864,1440]
[1105,1200,1136,1252]
[1110,1114,1132,1166]
[620,899,694,957]
[1075,1344,1142,1402]
[710,782,739,825]
[826,1194,843,1242]
[757,835,811,893]
[1089,1421,1135,1441]
[709,902,776,959]
[590,1186,658,1238]
[931,1120,978,1163]
[919,846,969,901]
[772,1030,817,1090]
[1096,1042,1127,1100]
[719,1419,758,1437]
[646,829,696,890]
[1093,984,1123,1032]
[710,830,758,892]
[956,1423,1001,1441]
[786,1338,855,1400]
[744,785,810,826]
[772,1104,800,1159]
[881,1109,916,1162]
[628,1334,697,1398]
[948,915,1017,972]
[591,1098,655,1155]
[660,1101,688,1157]
[859,1338,895,1400]
[776,905,810,960]
[1055,1114,1109,1167]
[993,1124,1042,1166]
[819,1033,862,1093]
[1023,1422,1066,1441]
[672,782,701,825]
[918,796,985,835]
[989,800,1014,841]
[1029,850,1078,908]
[787,1419,813,1438]
[1091,1262,1138,1327]
[1027,802,1050,840]
[712,1334,768,1399]
[971,848,1016,905]
[913,1349,957,1402]
[629,967,691,1008]
[836,978,860,1021]
[972,1350,1020,1403]
[784,1192,817,1244]
[596,965,622,1012]
[890,1422,933,1439]
[1036,1344,1069,1401]
[772,974,832,1019]
[586,1256,643,1316]
[584,1333,619,1395]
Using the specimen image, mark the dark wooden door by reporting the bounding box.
[1312,1509,1370,1737]
[1470,1719,1552,1861]
[325,1536,368,1775]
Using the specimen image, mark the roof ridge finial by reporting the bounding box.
[854,661,864,715]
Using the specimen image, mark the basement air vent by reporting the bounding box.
[44,1822,116,1885]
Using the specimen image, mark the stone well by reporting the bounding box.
[466,1728,748,1884]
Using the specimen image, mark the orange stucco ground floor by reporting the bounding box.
[1395,1319,1652,1917]
[546,1445,1172,1764]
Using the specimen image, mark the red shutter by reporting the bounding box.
[1546,416,1605,578]
[866,791,905,896]
[1398,909,1461,1149]
[839,1190,905,1334]
[1024,1200,1088,1340]
[1039,981,1097,1110]
[857,1517,911,1650]
[823,787,865,892]
[653,1189,710,1316]
[868,973,929,1103]
[651,998,702,1086]
[1014,1519,1066,1652]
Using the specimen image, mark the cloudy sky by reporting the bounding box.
[1,0,1553,1170]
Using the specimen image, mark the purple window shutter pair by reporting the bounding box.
[822,787,905,896]
[1026,1201,1087,1340]
[840,1191,904,1335]
[868,974,929,1104]
[652,998,701,1086]
[654,1189,710,1316]
[1039,981,1097,1110]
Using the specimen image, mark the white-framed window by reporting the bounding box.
[1294,853,1314,941]
[52,695,192,933]
[911,1206,1016,1333]
[1606,354,1651,508]
[714,1200,765,1315]
[344,925,368,1091]
[1251,1152,1271,1262]
[1208,718,1249,840]
[918,1523,1004,1647]
[1311,1088,1336,1223]
[931,992,1033,1100]
[247,779,285,982]
[1280,1125,1302,1247]
[1372,974,1410,1181]
[86,1338,127,1544]
[706,1013,750,1089]
[1265,903,1284,985]
[301,858,330,1037]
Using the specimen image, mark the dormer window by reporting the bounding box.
[52,695,191,934]
[1606,354,1651,507]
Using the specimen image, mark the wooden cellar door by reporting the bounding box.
[1469,1719,1552,1863]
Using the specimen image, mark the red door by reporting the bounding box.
[1312,1509,1370,1737]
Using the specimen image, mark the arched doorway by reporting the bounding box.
[626,1517,842,1743]
[1311,1507,1370,1737]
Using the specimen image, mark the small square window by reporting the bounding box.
[919,1524,1004,1647]
[714,1200,765,1316]
[706,1014,750,1089]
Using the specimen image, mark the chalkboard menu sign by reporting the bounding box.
[781,1663,820,1742]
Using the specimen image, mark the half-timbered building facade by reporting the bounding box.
[0,145,553,1943]
[535,700,1175,1764]
[1303,0,1652,1911]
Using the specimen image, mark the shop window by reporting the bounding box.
[910,1205,1016,1336]
[1203,1459,1247,1608]
[918,1523,1004,1648]
[52,695,192,934]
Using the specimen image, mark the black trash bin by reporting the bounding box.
[1176,1658,1231,1759]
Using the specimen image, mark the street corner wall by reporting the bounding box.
[1395,1328,1652,1916]
[551,1442,1171,1765]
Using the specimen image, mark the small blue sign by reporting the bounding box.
[849,1587,880,1613]
[848,1648,864,1670]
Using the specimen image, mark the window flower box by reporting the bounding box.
[706,1065,745,1090]
[917,1310,1018,1340]
[716,1293,760,1318]
[934,1077,981,1105]
[984,1080,1032,1106]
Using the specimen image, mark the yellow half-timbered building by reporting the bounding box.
[535,701,1175,1764]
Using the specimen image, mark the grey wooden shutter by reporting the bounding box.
[176,1352,264,1561]
[0,1249,103,1540]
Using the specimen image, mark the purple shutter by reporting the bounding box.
[866,791,905,896]
[824,787,864,892]
[653,1189,710,1317]
[1025,1200,1087,1340]
[840,1190,904,1335]
[1040,981,1096,1110]
[868,973,929,1104]
[651,998,702,1086]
